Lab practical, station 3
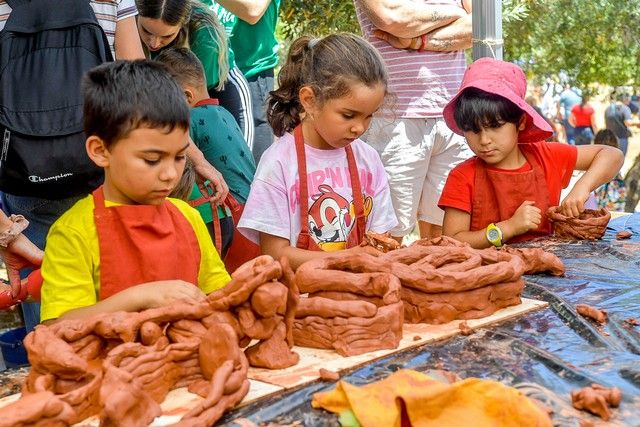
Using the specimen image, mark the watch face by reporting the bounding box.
[488,228,500,241]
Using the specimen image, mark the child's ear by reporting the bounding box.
[518,115,527,131]
[86,135,110,167]
[299,86,317,115]
[184,88,195,106]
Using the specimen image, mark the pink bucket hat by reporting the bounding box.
[443,57,553,143]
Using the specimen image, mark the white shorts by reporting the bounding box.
[365,117,471,236]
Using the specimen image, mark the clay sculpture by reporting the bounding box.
[571,384,622,421]
[546,207,610,240]
[292,236,564,354]
[294,254,404,356]
[616,230,632,240]
[576,304,607,325]
[360,231,400,253]
[0,256,299,427]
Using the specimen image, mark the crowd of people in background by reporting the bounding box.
[0,0,630,334]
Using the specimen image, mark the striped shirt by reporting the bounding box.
[0,0,137,58]
[354,0,466,118]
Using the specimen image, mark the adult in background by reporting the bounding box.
[569,93,598,146]
[211,0,281,164]
[605,93,640,156]
[135,0,254,149]
[557,84,582,145]
[0,0,144,330]
[353,0,472,241]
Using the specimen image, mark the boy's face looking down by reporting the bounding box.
[463,116,526,169]
[88,126,190,205]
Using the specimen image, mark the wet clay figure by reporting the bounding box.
[576,304,608,324]
[547,207,610,240]
[459,321,474,336]
[571,384,622,421]
[319,369,340,381]
[0,256,299,427]
[360,231,400,253]
[616,230,632,239]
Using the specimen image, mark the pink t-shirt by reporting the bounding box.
[354,0,467,118]
[238,133,398,250]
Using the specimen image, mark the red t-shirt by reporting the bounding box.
[571,104,595,127]
[438,142,578,216]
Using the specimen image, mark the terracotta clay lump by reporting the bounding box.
[0,255,299,427]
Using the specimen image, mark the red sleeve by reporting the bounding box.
[529,142,577,206]
[438,159,475,213]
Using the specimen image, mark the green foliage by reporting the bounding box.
[278,0,640,87]
[503,0,640,87]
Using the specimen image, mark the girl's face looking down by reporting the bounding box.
[300,82,386,150]
[463,116,526,169]
[137,17,181,51]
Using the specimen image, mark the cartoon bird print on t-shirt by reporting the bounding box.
[307,184,373,251]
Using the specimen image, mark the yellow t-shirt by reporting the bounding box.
[40,195,231,321]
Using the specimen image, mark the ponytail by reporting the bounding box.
[267,36,313,137]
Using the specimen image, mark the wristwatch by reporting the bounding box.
[485,223,503,248]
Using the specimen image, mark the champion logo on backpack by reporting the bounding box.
[0,0,113,199]
[29,173,74,184]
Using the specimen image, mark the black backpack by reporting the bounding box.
[0,0,113,199]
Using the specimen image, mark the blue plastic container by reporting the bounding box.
[0,327,29,368]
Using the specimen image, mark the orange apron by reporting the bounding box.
[470,144,551,243]
[93,186,200,299]
[293,125,366,251]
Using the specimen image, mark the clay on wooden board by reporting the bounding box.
[0,255,299,427]
[576,304,607,324]
[571,384,622,421]
[547,207,610,240]
[292,235,563,354]
[318,368,340,381]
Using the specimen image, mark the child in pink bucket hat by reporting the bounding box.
[437,58,623,248]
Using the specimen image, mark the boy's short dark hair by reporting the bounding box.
[82,60,190,148]
[154,48,206,90]
[594,129,619,148]
[454,87,524,134]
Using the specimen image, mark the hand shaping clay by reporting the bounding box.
[0,255,300,427]
[571,383,622,421]
[576,304,607,324]
[547,207,610,240]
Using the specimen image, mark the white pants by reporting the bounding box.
[365,117,471,236]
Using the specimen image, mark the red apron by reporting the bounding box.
[222,195,261,273]
[93,186,201,299]
[470,144,551,243]
[293,125,366,251]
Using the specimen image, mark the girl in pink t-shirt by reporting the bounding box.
[238,33,398,269]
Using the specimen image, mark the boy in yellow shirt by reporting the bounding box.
[40,60,230,322]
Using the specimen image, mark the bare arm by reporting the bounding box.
[260,233,380,270]
[372,7,472,52]
[114,16,145,60]
[443,202,542,249]
[186,138,229,204]
[53,280,206,322]
[214,0,271,24]
[360,0,465,39]
[561,145,624,216]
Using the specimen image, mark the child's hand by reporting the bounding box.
[506,201,541,236]
[137,280,206,310]
[560,186,590,217]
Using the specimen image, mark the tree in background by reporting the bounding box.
[279,0,640,87]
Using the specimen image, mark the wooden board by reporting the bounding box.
[249,297,547,388]
[0,298,547,426]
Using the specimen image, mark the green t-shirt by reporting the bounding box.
[205,1,236,38]
[229,0,281,78]
[189,101,256,223]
